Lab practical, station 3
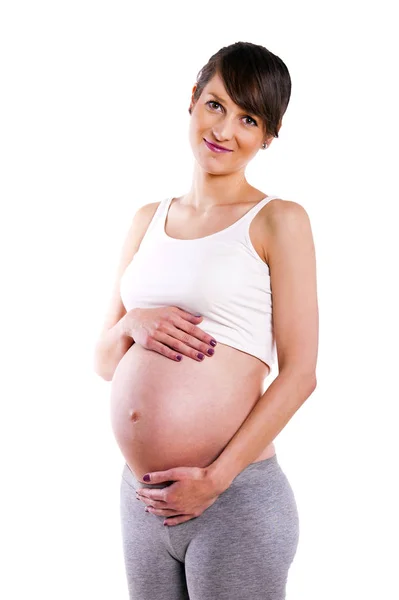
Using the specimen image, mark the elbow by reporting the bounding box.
[93,353,113,382]
[278,366,317,392]
[94,367,113,382]
[301,371,317,392]
[295,371,317,403]
[307,374,317,393]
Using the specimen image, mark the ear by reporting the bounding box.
[189,83,198,113]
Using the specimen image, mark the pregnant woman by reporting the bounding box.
[94,41,318,600]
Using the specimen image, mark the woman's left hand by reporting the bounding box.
[135,465,223,526]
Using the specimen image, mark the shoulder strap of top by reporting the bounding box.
[139,196,171,244]
[220,194,281,240]
[140,194,280,244]
[241,194,280,221]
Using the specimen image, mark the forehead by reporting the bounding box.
[202,73,230,97]
[201,73,259,118]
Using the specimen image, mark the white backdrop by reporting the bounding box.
[1,1,398,598]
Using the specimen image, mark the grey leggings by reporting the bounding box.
[120,454,299,600]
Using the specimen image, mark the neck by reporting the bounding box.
[185,162,251,211]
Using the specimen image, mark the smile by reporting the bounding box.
[203,138,233,153]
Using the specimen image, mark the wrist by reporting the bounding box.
[119,308,140,341]
[205,461,233,495]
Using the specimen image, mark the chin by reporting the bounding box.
[197,147,229,166]
[197,158,230,175]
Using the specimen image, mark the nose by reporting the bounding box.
[212,114,235,143]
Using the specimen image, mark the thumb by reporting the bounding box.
[141,468,182,484]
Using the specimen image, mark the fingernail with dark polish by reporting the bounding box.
[207,348,214,355]
[210,339,217,347]
[197,353,205,360]
[176,355,182,361]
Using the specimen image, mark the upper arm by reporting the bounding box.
[265,200,319,381]
[96,202,160,341]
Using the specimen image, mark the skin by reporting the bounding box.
[129,76,284,518]
[185,71,281,213]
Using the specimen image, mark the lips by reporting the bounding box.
[203,138,233,153]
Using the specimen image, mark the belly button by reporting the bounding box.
[129,409,140,422]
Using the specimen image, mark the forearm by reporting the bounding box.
[94,312,136,381]
[207,369,317,493]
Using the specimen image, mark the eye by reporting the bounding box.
[207,100,222,111]
[243,116,258,127]
[206,101,258,126]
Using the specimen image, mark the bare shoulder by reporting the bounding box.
[262,198,318,378]
[265,197,310,222]
[141,200,162,214]
[262,198,313,263]
[136,200,162,225]
[118,199,163,272]
[126,201,161,246]
[94,200,162,341]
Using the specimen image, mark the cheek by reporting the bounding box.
[241,137,262,155]
[190,109,214,130]
[188,126,201,152]
[188,116,202,141]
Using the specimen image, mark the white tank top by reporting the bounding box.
[120,194,280,369]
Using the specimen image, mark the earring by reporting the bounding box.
[262,142,268,149]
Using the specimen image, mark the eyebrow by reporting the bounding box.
[207,92,257,117]
[207,92,228,104]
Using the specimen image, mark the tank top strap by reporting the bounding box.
[139,196,171,245]
[241,194,280,223]
[222,194,281,240]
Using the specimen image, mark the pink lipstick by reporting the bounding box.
[203,138,233,153]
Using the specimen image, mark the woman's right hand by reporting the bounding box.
[122,306,217,362]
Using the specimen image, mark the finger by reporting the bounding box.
[171,315,216,347]
[146,337,184,362]
[174,307,203,323]
[163,514,196,526]
[155,330,207,362]
[136,493,167,508]
[155,329,209,362]
[140,497,169,510]
[145,506,179,516]
[136,490,167,503]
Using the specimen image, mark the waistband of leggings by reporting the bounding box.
[121,453,279,492]
[231,453,279,486]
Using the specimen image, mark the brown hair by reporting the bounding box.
[189,41,291,140]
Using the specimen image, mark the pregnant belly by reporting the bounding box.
[110,342,271,481]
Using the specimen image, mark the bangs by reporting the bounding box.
[193,41,291,139]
